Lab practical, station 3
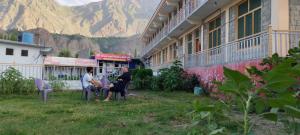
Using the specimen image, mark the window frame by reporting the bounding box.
[6,48,14,56]
[21,50,29,57]
[208,16,222,49]
[237,0,262,39]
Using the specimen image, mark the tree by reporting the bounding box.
[58,48,72,57]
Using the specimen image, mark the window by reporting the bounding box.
[187,34,193,54]
[195,29,201,52]
[21,50,28,57]
[173,44,177,59]
[209,16,221,49]
[238,0,261,39]
[6,48,14,55]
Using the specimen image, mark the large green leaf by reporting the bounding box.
[265,93,297,108]
[255,99,266,114]
[263,61,298,92]
[222,67,253,92]
[262,113,278,122]
[284,105,300,119]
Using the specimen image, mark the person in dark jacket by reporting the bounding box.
[104,67,131,101]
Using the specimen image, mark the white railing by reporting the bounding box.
[143,0,208,57]
[0,64,43,79]
[271,30,300,56]
[184,31,300,68]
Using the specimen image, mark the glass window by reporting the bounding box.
[245,14,253,36]
[208,16,221,48]
[238,1,248,16]
[250,0,261,10]
[238,18,245,38]
[237,0,261,39]
[6,48,13,55]
[209,21,215,31]
[216,18,221,27]
[217,29,221,46]
[21,50,28,56]
[209,33,213,48]
[254,9,261,34]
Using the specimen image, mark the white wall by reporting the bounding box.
[0,41,44,65]
[0,40,45,78]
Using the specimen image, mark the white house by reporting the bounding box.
[0,39,52,78]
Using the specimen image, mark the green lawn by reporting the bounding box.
[0,91,200,135]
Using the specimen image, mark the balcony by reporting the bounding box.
[142,0,232,58]
[184,31,300,68]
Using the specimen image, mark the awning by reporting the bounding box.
[95,53,131,62]
[44,56,97,67]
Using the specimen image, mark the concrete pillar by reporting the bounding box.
[271,0,289,56]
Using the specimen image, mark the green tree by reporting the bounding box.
[58,48,72,57]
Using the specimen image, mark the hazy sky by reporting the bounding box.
[55,0,102,6]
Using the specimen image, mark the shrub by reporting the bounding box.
[0,67,36,95]
[132,68,153,89]
[181,73,200,92]
[147,60,201,92]
[49,80,66,92]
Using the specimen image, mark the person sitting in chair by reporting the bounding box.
[104,67,131,102]
[83,67,102,102]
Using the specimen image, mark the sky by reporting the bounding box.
[55,0,102,6]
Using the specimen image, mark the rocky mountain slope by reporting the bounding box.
[0,0,159,37]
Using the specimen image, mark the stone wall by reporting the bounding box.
[290,0,300,30]
[261,0,271,31]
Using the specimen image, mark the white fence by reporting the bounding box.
[0,64,43,79]
[0,65,124,81]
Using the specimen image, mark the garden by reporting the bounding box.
[0,45,299,135]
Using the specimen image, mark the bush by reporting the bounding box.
[149,60,200,92]
[49,80,66,92]
[0,67,36,95]
[132,68,153,89]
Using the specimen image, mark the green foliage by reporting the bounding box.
[48,74,67,92]
[148,60,200,92]
[0,67,36,95]
[160,60,184,91]
[49,80,66,92]
[216,45,300,135]
[132,68,153,89]
[58,48,72,57]
[190,99,231,135]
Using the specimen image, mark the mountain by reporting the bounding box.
[23,28,140,58]
[0,0,159,37]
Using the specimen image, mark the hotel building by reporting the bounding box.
[141,0,300,81]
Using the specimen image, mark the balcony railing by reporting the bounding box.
[184,31,300,68]
[142,0,207,57]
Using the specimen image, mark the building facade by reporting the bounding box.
[0,39,51,78]
[141,0,300,81]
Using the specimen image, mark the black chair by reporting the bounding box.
[114,82,130,100]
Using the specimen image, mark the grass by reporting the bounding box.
[0,91,201,135]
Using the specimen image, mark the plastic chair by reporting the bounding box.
[34,79,53,103]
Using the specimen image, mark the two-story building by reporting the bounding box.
[141,0,300,81]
